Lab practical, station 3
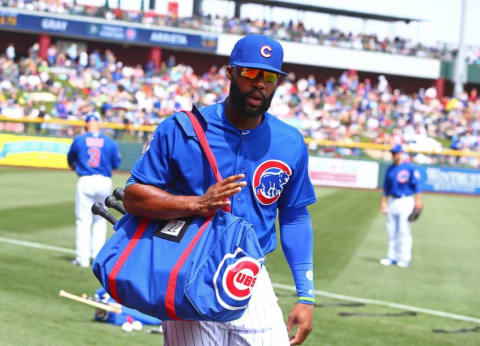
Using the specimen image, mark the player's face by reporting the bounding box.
[392,152,403,164]
[228,66,278,118]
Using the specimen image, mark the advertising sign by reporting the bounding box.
[417,165,480,195]
[0,10,217,51]
[0,134,71,169]
[309,157,379,189]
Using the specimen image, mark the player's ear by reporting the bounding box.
[226,65,233,80]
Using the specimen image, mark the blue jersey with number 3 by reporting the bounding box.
[130,102,316,254]
[67,132,121,177]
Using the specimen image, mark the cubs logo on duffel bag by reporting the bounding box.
[214,249,263,310]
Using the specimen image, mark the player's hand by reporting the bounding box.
[194,174,246,217]
[287,303,313,345]
[381,203,387,214]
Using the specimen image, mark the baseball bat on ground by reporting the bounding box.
[105,195,127,215]
[91,202,118,225]
[113,187,124,201]
[59,290,122,313]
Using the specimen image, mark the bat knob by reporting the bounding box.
[113,188,124,201]
[105,195,127,215]
[105,195,117,208]
[91,202,118,225]
[91,202,105,215]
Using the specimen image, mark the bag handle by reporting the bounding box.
[183,110,230,213]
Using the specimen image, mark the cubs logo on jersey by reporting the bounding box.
[253,160,292,205]
[396,169,410,183]
[213,248,264,311]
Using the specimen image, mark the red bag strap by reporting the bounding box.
[183,110,231,213]
[183,110,223,183]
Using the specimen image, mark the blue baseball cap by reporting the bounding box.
[391,144,403,154]
[85,113,101,122]
[229,34,287,75]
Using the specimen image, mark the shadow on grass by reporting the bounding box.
[361,256,383,264]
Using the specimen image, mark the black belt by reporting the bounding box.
[391,194,411,199]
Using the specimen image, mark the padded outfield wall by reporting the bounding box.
[1,133,480,196]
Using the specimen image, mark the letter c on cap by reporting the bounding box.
[260,45,272,58]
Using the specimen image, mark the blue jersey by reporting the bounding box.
[383,162,421,198]
[130,102,317,254]
[67,132,121,177]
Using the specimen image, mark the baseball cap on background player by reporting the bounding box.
[390,144,404,154]
[229,34,287,76]
[85,113,101,123]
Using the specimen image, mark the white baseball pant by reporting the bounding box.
[163,266,290,346]
[386,195,415,263]
[74,174,112,266]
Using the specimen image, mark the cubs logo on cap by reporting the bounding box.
[213,248,263,311]
[260,45,272,58]
[229,34,287,75]
[253,160,292,205]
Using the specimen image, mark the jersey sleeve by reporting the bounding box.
[130,119,176,188]
[67,137,78,168]
[110,140,122,170]
[383,167,391,196]
[278,135,316,209]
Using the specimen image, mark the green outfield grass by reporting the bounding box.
[0,166,479,346]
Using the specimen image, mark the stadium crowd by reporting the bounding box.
[0,0,459,61]
[1,41,480,167]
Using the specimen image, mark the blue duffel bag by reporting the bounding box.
[92,210,264,322]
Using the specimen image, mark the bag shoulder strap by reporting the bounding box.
[182,110,230,213]
[183,110,222,183]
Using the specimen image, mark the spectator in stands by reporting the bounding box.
[1,41,479,168]
[0,0,458,60]
[6,43,15,60]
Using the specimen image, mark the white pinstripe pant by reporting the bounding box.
[74,175,112,266]
[386,195,415,263]
[163,267,290,346]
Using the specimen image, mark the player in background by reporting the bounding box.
[123,34,316,345]
[67,113,121,268]
[380,144,422,268]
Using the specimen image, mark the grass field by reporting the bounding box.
[0,166,479,346]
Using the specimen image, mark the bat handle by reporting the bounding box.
[105,195,127,215]
[91,202,118,225]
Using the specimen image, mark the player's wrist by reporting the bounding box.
[187,196,202,215]
[297,296,315,305]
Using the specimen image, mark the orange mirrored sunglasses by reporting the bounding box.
[238,67,279,82]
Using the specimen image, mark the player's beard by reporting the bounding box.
[229,79,275,118]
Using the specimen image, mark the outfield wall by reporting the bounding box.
[376,160,480,195]
[308,156,379,189]
[0,134,142,171]
[2,133,480,195]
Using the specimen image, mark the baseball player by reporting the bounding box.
[67,113,121,267]
[380,144,422,268]
[123,34,316,345]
